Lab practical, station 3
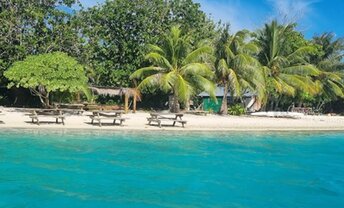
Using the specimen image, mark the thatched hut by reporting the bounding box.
[90,86,140,113]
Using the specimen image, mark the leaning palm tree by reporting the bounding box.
[256,20,320,109]
[311,33,344,101]
[130,26,215,112]
[215,28,265,114]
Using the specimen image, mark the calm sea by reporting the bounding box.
[0,129,343,207]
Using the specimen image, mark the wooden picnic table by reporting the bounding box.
[149,113,183,119]
[186,110,208,116]
[147,113,186,128]
[54,103,84,114]
[28,108,65,125]
[292,107,313,115]
[89,110,126,127]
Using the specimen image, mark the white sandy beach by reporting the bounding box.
[0,107,344,131]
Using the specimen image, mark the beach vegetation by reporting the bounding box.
[76,0,216,88]
[0,0,82,84]
[4,52,89,107]
[0,1,343,113]
[255,21,321,110]
[310,33,344,102]
[130,26,216,112]
[228,104,246,116]
[215,26,264,114]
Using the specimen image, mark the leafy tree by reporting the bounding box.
[166,0,217,42]
[255,20,320,109]
[4,52,88,107]
[130,26,215,112]
[0,0,82,83]
[310,33,344,101]
[78,0,168,87]
[215,27,264,114]
[78,0,217,87]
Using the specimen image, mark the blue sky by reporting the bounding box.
[78,0,344,39]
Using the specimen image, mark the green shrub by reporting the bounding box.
[228,104,246,115]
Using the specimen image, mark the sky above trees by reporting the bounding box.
[78,0,344,39]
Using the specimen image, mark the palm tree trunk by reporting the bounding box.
[219,83,229,115]
[185,99,190,111]
[171,92,180,113]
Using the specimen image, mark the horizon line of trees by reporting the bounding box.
[0,0,343,113]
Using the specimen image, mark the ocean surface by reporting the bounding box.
[0,129,343,207]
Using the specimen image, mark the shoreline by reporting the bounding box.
[1,107,344,132]
[2,125,344,132]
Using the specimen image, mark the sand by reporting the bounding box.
[0,107,344,131]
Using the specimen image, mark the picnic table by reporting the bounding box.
[28,109,65,125]
[54,103,84,114]
[89,110,126,127]
[147,113,187,128]
[291,107,313,115]
[186,110,208,116]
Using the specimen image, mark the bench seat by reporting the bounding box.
[89,115,126,127]
[147,117,187,128]
[29,114,65,125]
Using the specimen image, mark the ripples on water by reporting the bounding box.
[0,129,343,207]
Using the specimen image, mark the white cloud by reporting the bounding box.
[195,0,320,35]
[267,0,321,37]
[268,0,319,23]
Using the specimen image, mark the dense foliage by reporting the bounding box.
[228,104,246,116]
[215,26,263,114]
[130,26,215,112]
[310,33,344,102]
[4,52,88,107]
[0,0,82,83]
[0,0,343,113]
[78,0,216,87]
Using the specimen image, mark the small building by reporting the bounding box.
[198,87,230,113]
[198,87,260,112]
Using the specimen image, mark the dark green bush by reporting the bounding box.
[228,104,246,115]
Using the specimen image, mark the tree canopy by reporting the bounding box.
[0,0,82,83]
[310,33,344,101]
[130,26,215,112]
[215,28,263,114]
[4,52,88,107]
[255,21,321,109]
[77,0,217,87]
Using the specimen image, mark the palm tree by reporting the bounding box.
[256,20,320,109]
[215,27,264,114]
[311,33,344,101]
[130,26,215,112]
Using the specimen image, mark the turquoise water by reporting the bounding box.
[0,130,343,207]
